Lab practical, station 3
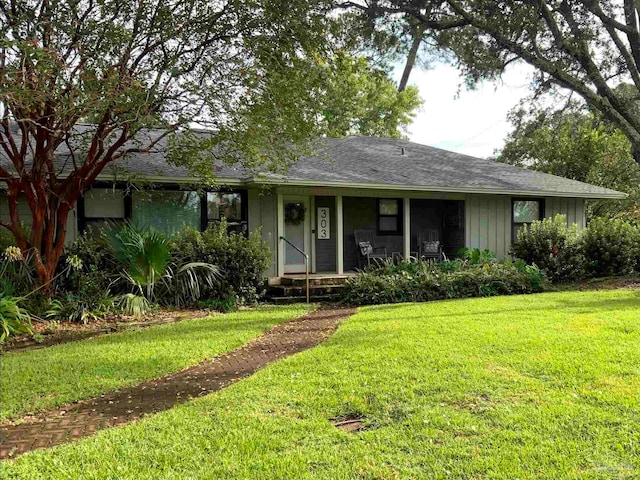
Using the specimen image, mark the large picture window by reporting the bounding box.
[512,199,544,242]
[377,198,402,235]
[133,190,201,236]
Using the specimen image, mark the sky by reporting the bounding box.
[396,62,535,159]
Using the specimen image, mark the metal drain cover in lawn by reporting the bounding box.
[333,416,366,433]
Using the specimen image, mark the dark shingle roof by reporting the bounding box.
[1,127,626,198]
[263,137,626,198]
[117,134,623,198]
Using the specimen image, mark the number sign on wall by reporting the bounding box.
[317,207,330,240]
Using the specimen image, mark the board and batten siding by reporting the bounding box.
[545,197,585,229]
[247,187,278,276]
[465,194,586,258]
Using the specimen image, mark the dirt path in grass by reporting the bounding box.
[0,306,356,460]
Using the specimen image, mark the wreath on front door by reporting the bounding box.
[285,202,306,225]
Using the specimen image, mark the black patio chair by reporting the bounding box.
[417,229,446,261]
[354,229,388,268]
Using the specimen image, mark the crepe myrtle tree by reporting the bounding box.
[0,0,420,287]
[340,0,640,162]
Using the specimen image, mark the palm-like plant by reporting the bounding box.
[110,224,171,302]
[109,223,220,315]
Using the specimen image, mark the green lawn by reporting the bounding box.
[0,305,311,421]
[4,290,640,479]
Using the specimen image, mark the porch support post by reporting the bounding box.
[277,192,285,277]
[336,193,344,274]
[403,197,411,259]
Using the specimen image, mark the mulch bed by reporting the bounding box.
[556,276,640,292]
[2,309,216,353]
[0,306,356,460]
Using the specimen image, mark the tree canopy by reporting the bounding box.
[317,53,421,137]
[497,107,640,220]
[0,0,420,285]
[340,0,640,161]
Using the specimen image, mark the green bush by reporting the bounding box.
[170,220,271,305]
[0,229,16,251]
[55,228,123,320]
[510,214,585,281]
[458,247,497,264]
[580,217,640,277]
[108,222,220,314]
[0,246,36,296]
[342,259,548,306]
[0,293,33,343]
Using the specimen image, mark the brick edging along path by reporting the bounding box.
[0,306,356,460]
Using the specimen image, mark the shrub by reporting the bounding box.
[55,228,123,321]
[580,217,640,277]
[108,223,220,314]
[510,214,585,281]
[0,229,16,251]
[170,220,271,305]
[458,247,497,265]
[0,294,33,343]
[45,293,114,324]
[342,260,548,306]
[0,246,36,296]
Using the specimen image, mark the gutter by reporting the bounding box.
[93,173,627,200]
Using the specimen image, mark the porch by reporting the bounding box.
[275,193,465,277]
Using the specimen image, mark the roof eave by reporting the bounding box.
[246,178,628,200]
[93,173,628,199]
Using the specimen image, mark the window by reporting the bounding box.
[512,199,544,242]
[377,198,402,234]
[80,188,126,232]
[206,191,247,234]
[80,187,249,236]
[133,190,201,236]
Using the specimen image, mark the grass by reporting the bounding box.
[0,305,311,421]
[4,290,640,479]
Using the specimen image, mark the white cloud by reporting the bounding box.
[397,62,535,158]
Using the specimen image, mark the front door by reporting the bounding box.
[283,195,311,274]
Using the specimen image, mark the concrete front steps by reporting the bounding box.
[267,274,355,304]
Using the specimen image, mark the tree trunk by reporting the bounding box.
[398,24,426,93]
[633,143,640,165]
[3,180,71,292]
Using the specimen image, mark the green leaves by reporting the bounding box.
[0,294,33,343]
[109,223,171,294]
[317,53,422,138]
[107,222,221,314]
[497,107,640,220]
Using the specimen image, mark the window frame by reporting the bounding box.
[511,197,545,243]
[377,198,403,235]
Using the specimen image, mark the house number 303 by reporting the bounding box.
[317,207,330,239]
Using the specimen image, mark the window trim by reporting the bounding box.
[511,197,545,243]
[377,198,403,235]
